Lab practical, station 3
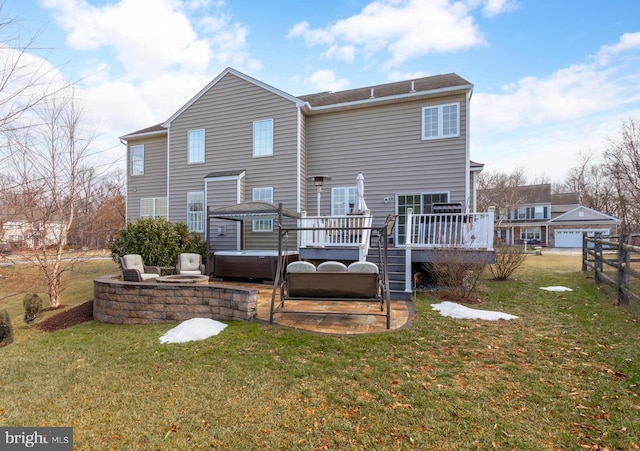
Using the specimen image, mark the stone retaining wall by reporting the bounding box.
[94,275,258,324]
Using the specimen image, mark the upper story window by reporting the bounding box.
[253,119,273,157]
[422,103,459,140]
[187,192,204,233]
[140,198,167,219]
[252,187,273,231]
[130,145,144,175]
[331,187,357,215]
[188,129,205,164]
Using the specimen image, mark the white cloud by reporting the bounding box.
[473,33,640,133]
[482,0,519,17]
[303,69,349,92]
[470,34,640,181]
[39,0,254,81]
[287,0,489,66]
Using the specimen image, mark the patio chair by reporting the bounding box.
[176,253,205,275]
[120,254,161,282]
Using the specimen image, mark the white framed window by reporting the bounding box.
[422,103,459,140]
[130,145,144,175]
[253,119,273,157]
[517,208,527,219]
[187,192,204,233]
[252,187,273,231]
[534,206,545,219]
[188,129,205,164]
[331,187,357,215]
[140,198,167,218]
[521,227,541,241]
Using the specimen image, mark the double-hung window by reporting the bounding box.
[331,187,357,215]
[130,145,144,175]
[140,198,167,218]
[188,129,205,164]
[187,192,204,233]
[252,187,273,231]
[422,103,459,140]
[253,119,273,157]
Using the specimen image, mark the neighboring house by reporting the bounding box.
[121,67,494,297]
[491,184,620,248]
[0,218,64,250]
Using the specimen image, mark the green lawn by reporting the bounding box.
[1,254,638,450]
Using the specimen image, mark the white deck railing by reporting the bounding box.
[299,211,373,261]
[406,209,495,251]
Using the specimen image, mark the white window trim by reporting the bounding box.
[187,129,205,164]
[130,145,144,176]
[252,187,273,232]
[140,197,167,219]
[187,191,205,233]
[331,186,357,215]
[421,102,460,140]
[253,119,274,158]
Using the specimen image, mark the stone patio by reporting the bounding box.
[238,282,414,334]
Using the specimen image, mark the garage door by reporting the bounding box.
[554,229,609,248]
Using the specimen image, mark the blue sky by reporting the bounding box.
[4,0,640,182]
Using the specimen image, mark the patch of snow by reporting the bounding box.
[539,286,573,292]
[159,318,227,344]
[431,301,518,320]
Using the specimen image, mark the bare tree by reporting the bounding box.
[476,167,528,219]
[68,169,125,248]
[563,152,616,216]
[0,6,69,136]
[602,119,640,231]
[1,91,95,308]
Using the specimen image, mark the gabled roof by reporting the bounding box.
[550,206,621,224]
[550,192,579,205]
[120,123,166,141]
[513,184,552,204]
[299,73,472,108]
[163,67,306,128]
[121,68,474,140]
[300,73,472,114]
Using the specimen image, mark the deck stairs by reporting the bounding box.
[367,247,412,301]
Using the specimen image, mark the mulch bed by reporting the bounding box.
[37,300,94,332]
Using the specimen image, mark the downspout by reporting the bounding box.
[166,127,171,220]
[119,137,129,222]
[464,88,472,213]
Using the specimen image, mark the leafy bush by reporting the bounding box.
[109,217,207,267]
[0,310,13,346]
[23,293,43,324]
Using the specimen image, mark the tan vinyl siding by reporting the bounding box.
[305,93,468,225]
[126,134,167,220]
[168,72,300,248]
[207,178,241,251]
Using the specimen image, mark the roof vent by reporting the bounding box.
[370,88,375,99]
[410,81,415,92]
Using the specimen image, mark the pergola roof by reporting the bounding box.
[208,202,300,222]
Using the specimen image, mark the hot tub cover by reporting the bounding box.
[208,202,300,221]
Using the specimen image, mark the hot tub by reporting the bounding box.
[213,250,299,281]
